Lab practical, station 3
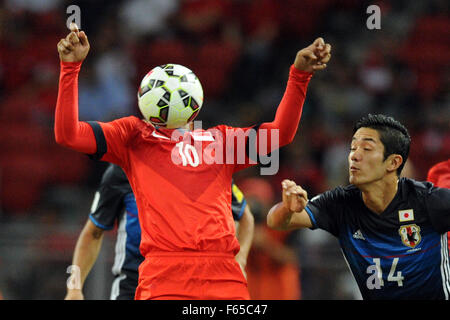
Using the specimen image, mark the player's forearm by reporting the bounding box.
[70,228,104,288]
[259,65,312,150]
[55,61,96,154]
[266,202,295,230]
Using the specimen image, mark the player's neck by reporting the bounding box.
[360,175,399,215]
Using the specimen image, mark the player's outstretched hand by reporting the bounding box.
[281,179,308,213]
[294,37,332,73]
[57,23,90,62]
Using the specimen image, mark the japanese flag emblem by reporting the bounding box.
[398,209,414,222]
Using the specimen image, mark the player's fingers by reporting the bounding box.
[69,22,79,33]
[317,43,331,58]
[296,187,308,201]
[57,40,71,54]
[78,31,89,47]
[298,196,308,209]
[319,44,332,61]
[67,31,80,45]
[61,39,74,51]
[312,63,327,71]
[286,184,301,197]
[282,179,296,189]
[321,53,331,64]
[313,37,325,50]
[284,185,294,196]
[304,49,318,60]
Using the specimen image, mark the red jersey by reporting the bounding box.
[55,61,312,292]
[97,119,258,256]
[427,159,450,249]
[427,159,450,189]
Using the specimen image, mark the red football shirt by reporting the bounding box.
[427,159,450,189]
[97,119,259,256]
[55,60,312,266]
[427,159,450,248]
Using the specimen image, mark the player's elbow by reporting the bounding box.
[54,129,70,147]
[54,128,77,150]
[54,129,65,146]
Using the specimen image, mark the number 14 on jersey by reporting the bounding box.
[366,258,404,289]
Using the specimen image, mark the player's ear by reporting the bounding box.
[386,154,403,173]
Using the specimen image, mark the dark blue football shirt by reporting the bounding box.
[305,177,450,300]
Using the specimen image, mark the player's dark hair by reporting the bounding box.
[353,114,411,176]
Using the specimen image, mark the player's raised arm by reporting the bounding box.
[55,23,96,154]
[258,38,332,153]
[267,180,313,230]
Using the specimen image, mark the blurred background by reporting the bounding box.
[0,0,448,299]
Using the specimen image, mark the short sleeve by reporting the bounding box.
[304,187,347,237]
[89,164,132,230]
[425,186,450,234]
[231,182,247,221]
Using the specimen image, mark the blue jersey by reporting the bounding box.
[89,164,248,276]
[305,178,450,300]
[89,164,143,274]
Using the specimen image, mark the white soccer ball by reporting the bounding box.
[137,64,204,129]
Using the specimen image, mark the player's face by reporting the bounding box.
[348,128,388,186]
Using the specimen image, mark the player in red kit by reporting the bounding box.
[428,160,450,189]
[55,23,331,300]
[428,159,450,251]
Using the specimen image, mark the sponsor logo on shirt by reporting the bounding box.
[151,131,170,140]
[352,229,366,241]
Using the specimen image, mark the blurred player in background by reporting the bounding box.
[267,114,450,299]
[427,159,450,251]
[428,159,450,188]
[65,163,254,300]
[55,23,331,299]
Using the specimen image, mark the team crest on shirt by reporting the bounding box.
[398,224,421,248]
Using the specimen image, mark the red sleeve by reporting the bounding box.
[427,160,450,188]
[258,64,312,152]
[54,61,97,154]
[54,61,142,168]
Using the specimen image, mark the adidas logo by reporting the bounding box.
[353,229,366,240]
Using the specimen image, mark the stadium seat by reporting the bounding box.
[0,153,49,213]
[0,123,51,153]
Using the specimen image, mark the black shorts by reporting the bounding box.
[110,270,138,300]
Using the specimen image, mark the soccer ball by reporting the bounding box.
[137,64,204,129]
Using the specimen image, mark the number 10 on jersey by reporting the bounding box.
[175,142,200,167]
